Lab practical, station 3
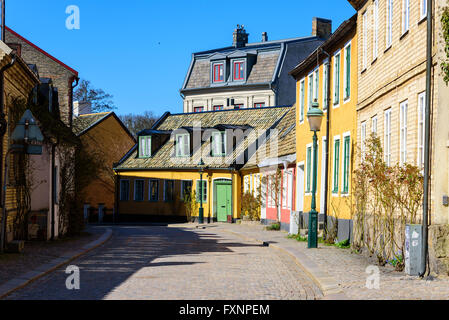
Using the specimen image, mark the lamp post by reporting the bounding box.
[0,109,43,253]
[198,158,205,224]
[306,100,324,249]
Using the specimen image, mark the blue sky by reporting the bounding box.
[7,1,355,117]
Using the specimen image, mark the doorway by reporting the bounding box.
[214,180,232,222]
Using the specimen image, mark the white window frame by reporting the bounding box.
[402,0,410,35]
[333,50,341,108]
[373,0,379,60]
[139,135,151,158]
[420,0,427,20]
[175,133,190,157]
[313,67,319,103]
[418,92,426,168]
[400,100,408,165]
[299,78,305,123]
[322,60,329,111]
[244,175,250,193]
[386,0,393,48]
[384,108,392,166]
[372,115,378,136]
[361,121,367,162]
[120,179,130,201]
[343,41,351,102]
[195,179,208,203]
[305,142,313,195]
[282,170,288,209]
[307,72,314,112]
[211,131,226,156]
[341,132,351,196]
[362,11,368,70]
[332,135,341,196]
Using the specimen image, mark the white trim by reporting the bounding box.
[386,0,393,48]
[134,179,145,201]
[362,10,368,70]
[195,179,208,203]
[420,0,427,21]
[402,0,410,35]
[417,92,426,168]
[371,115,378,136]
[373,0,379,60]
[341,132,351,197]
[343,40,352,103]
[332,50,341,109]
[400,100,408,165]
[320,136,327,212]
[384,108,392,166]
[361,121,367,162]
[305,142,313,196]
[299,78,306,123]
[322,59,330,111]
[332,135,341,196]
[175,133,190,157]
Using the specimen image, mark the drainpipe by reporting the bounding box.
[69,77,79,128]
[420,0,432,277]
[320,48,331,240]
[50,143,56,240]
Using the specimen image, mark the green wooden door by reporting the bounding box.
[216,181,232,222]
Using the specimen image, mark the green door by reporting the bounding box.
[216,181,232,222]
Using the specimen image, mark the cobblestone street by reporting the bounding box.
[4,225,322,300]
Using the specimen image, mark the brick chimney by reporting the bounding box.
[312,17,332,39]
[233,24,249,48]
[262,32,268,42]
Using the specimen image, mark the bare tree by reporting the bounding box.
[74,79,115,112]
[119,111,158,137]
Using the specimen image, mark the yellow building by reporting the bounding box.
[73,112,136,222]
[114,106,290,223]
[290,15,358,239]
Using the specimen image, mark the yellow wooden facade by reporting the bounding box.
[293,16,358,221]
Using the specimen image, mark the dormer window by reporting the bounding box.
[175,133,190,157]
[233,60,245,81]
[213,62,224,83]
[211,131,226,156]
[139,136,151,158]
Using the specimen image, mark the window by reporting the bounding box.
[322,62,329,110]
[175,133,190,157]
[344,43,351,100]
[234,104,243,109]
[313,69,319,103]
[400,101,408,165]
[213,62,224,83]
[300,79,305,122]
[211,131,226,156]
[194,107,204,113]
[139,136,151,158]
[373,0,379,59]
[196,180,207,203]
[120,180,130,201]
[372,115,378,136]
[134,180,145,201]
[233,60,245,81]
[386,0,393,48]
[308,73,314,110]
[362,11,368,70]
[402,0,410,34]
[384,109,392,166]
[421,0,427,20]
[213,105,223,111]
[181,180,192,200]
[306,145,312,193]
[282,171,288,209]
[244,175,250,193]
[164,180,175,202]
[149,179,159,202]
[333,138,340,193]
[333,52,341,106]
[254,102,265,108]
[418,92,426,168]
[361,121,367,161]
[342,135,350,194]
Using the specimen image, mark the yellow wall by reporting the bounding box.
[118,170,241,219]
[80,114,135,210]
[295,27,357,220]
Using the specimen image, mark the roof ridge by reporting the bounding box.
[170,105,292,117]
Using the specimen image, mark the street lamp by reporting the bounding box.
[306,100,324,249]
[0,109,43,253]
[198,158,205,224]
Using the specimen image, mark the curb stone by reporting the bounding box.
[0,227,113,299]
[220,228,349,299]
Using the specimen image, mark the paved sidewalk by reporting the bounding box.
[0,226,112,299]
[215,223,449,300]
